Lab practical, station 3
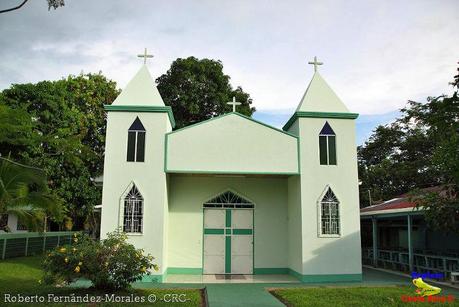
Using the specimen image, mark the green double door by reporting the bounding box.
[203,208,253,274]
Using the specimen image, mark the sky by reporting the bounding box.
[0,0,457,144]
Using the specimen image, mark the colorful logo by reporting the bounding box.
[412,278,442,297]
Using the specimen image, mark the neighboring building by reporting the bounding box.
[0,214,27,233]
[360,193,459,278]
[100,58,362,282]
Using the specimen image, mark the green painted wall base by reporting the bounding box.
[141,274,163,283]
[253,268,289,275]
[162,267,362,283]
[288,269,363,283]
[166,267,203,275]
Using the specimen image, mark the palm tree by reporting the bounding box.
[0,157,62,231]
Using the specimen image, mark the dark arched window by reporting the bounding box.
[123,184,143,233]
[319,121,336,165]
[127,117,146,162]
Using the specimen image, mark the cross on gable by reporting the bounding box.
[137,48,154,64]
[308,56,323,72]
[227,96,242,112]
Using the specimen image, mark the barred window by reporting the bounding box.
[320,187,340,236]
[123,185,143,233]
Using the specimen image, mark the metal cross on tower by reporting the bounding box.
[308,56,323,72]
[227,96,241,112]
[137,48,154,64]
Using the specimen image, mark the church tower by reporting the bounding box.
[100,53,175,281]
[284,57,362,281]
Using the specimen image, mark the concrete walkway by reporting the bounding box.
[135,267,459,307]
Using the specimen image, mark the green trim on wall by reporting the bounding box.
[104,105,176,128]
[225,236,231,273]
[287,269,363,283]
[166,112,298,139]
[204,228,225,235]
[283,111,359,131]
[254,268,289,275]
[165,169,300,175]
[166,268,203,275]
[232,229,253,235]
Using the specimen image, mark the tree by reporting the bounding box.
[358,66,459,233]
[0,157,63,231]
[404,91,459,234]
[0,104,37,157]
[0,0,64,14]
[156,57,255,128]
[0,73,119,230]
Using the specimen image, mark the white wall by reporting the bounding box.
[297,118,362,275]
[100,111,171,275]
[166,113,298,174]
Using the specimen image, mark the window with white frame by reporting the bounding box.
[123,185,143,233]
[319,187,340,236]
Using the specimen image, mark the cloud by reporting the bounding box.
[0,0,457,119]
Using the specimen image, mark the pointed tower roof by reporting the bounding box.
[296,71,349,113]
[105,63,175,128]
[112,65,165,106]
[283,59,358,131]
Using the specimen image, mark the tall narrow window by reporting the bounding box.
[127,117,146,162]
[319,122,336,165]
[123,185,143,233]
[319,187,340,236]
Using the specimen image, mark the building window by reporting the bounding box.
[16,218,27,231]
[127,117,146,162]
[319,121,336,165]
[123,185,143,233]
[320,187,340,236]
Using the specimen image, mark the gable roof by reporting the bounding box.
[168,112,298,139]
[112,65,165,106]
[165,112,299,175]
[296,72,349,113]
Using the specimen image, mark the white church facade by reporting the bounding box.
[100,58,362,283]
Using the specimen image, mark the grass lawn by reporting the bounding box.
[271,286,459,307]
[0,256,204,306]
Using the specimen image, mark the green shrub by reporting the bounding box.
[43,230,158,290]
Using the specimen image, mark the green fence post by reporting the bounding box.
[25,237,29,256]
[2,238,7,260]
[57,235,60,247]
[42,234,46,253]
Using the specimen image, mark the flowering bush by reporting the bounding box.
[43,230,158,290]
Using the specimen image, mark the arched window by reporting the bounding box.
[319,187,340,236]
[319,121,336,165]
[127,117,146,162]
[203,190,254,208]
[123,185,143,233]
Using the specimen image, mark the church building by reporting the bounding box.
[100,56,362,283]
